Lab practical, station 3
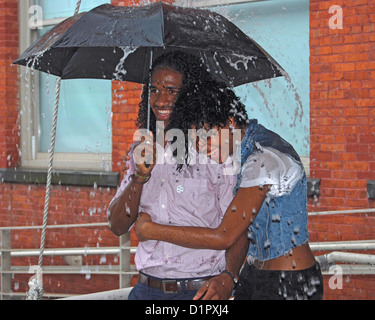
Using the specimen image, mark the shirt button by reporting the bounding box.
[176,185,184,194]
[161,204,166,209]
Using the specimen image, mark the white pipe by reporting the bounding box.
[326,252,375,265]
[7,247,137,257]
[310,240,375,251]
[309,208,375,216]
[1,240,374,257]
[316,252,375,268]
[321,265,375,275]
[0,208,373,231]
[0,222,109,231]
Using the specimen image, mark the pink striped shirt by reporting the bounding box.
[111,142,235,279]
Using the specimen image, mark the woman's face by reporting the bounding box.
[149,66,183,128]
[191,123,235,164]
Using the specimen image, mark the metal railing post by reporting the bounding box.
[119,233,131,288]
[1,229,11,300]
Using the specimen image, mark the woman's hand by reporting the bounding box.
[134,212,153,241]
[193,272,234,300]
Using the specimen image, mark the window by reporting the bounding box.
[18,0,112,171]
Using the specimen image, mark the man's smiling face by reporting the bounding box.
[149,66,183,128]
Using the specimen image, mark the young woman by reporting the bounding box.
[134,81,324,300]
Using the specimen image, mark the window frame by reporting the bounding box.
[175,0,267,7]
[18,0,112,172]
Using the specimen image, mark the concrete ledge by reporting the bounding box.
[59,287,133,300]
[0,168,119,188]
[1,169,322,195]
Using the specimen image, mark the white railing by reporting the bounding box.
[0,222,136,300]
[1,209,375,299]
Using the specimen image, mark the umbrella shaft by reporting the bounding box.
[147,49,153,131]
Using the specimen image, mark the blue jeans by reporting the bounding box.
[128,282,198,300]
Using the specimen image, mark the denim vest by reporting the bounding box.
[234,120,309,261]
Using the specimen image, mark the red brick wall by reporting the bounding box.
[309,0,375,300]
[0,183,119,295]
[0,0,19,168]
[309,0,375,210]
[111,80,142,174]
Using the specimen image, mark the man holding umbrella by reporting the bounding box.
[14,2,286,300]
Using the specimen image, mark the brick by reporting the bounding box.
[344,34,370,44]
[357,98,375,107]
[344,71,371,80]
[346,143,369,153]
[356,61,375,70]
[332,63,355,72]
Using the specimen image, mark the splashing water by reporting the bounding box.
[224,53,258,71]
[113,46,138,80]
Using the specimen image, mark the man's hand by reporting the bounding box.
[121,147,131,178]
[133,134,157,177]
[193,273,234,300]
[134,212,153,241]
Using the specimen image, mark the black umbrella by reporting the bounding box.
[14,2,284,87]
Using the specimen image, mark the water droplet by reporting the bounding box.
[125,207,131,217]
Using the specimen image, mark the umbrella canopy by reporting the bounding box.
[14,2,284,87]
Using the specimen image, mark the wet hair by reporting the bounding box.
[136,51,213,137]
[135,50,249,168]
[168,81,248,132]
[168,80,249,168]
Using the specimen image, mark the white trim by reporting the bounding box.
[175,0,267,8]
[21,152,112,171]
[29,17,68,29]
